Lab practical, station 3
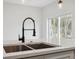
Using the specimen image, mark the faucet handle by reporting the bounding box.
[18,35,25,43]
[18,35,21,41]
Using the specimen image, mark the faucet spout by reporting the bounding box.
[19,17,36,43]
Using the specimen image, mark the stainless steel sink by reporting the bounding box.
[27,43,56,49]
[4,43,57,53]
[4,45,32,53]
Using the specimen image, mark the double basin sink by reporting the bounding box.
[4,43,57,53]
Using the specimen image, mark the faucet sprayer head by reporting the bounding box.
[33,29,36,36]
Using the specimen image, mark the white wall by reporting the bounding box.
[42,0,75,46]
[3,2,42,44]
[3,0,75,46]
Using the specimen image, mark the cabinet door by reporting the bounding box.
[45,51,74,59]
[22,56,44,59]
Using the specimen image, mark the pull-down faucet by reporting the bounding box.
[19,17,36,43]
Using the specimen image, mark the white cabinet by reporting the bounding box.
[44,50,74,59]
[5,50,74,59]
[23,50,74,59]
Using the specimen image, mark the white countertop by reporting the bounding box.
[3,42,75,59]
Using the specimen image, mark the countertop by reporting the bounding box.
[3,42,75,59]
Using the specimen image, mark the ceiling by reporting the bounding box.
[4,0,55,7]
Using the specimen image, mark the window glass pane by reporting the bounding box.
[48,18,58,40]
[60,15,72,39]
[60,17,66,38]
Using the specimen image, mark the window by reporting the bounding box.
[48,14,72,43]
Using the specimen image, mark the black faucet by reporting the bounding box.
[18,17,36,43]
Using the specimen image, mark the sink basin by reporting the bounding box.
[4,43,57,53]
[27,43,56,49]
[4,45,32,53]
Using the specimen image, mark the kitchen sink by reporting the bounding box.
[4,45,32,53]
[4,43,57,53]
[27,43,56,49]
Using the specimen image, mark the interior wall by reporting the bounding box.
[3,0,75,46]
[3,2,42,44]
[42,0,75,46]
